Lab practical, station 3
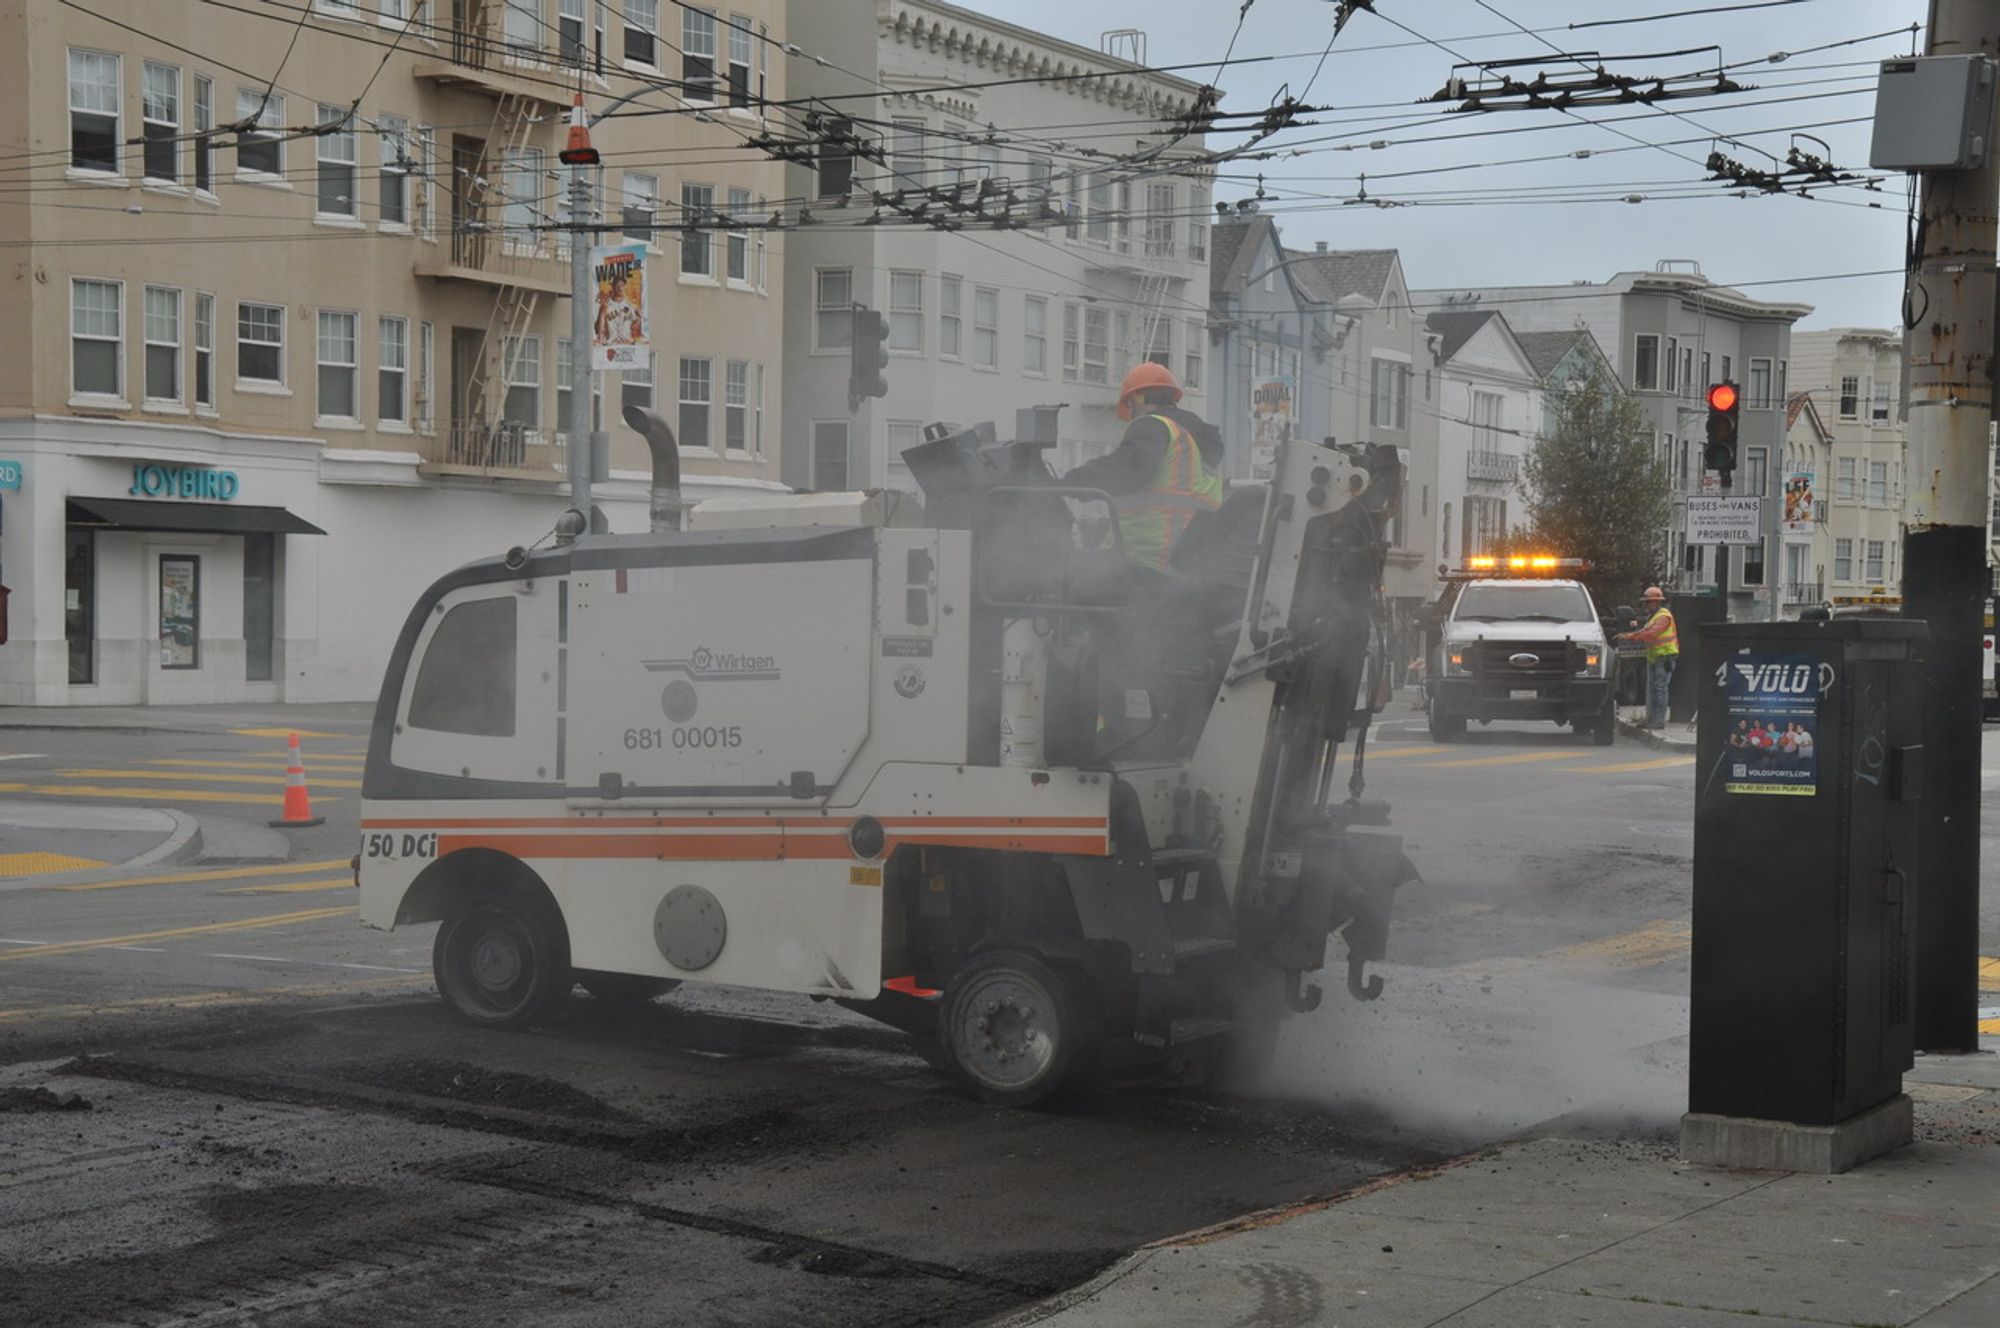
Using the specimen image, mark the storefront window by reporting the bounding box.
[66,527,95,685]
[159,554,200,670]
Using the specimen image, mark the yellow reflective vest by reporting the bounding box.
[1638,606,1680,661]
[1114,413,1225,569]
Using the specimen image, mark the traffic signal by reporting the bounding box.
[849,307,889,410]
[1703,380,1740,477]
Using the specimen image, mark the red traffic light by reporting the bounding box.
[1706,382,1738,412]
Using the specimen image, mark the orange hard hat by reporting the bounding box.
[1116,362,1183,420]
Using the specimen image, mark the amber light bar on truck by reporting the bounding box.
[1444,555,1593,580]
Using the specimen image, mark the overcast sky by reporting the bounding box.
[977,0,1927,329]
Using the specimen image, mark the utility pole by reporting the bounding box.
[561,94,600,529]
[1901,0,1998,1052]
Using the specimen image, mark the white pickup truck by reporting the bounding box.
[1421,559,1619,745]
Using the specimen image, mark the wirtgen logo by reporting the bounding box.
[644,646,781,681]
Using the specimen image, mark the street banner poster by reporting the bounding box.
[589,243,649,370]
[1685,494,1762,544]
[1249,376,1295,481]
[159,554,199,670]
[1782,472,1815,531]
[1720,653,1823,796]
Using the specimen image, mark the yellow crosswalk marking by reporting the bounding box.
[63,768,362,789]
[148,757,365,770]
[1559,756,1696,774]
[1345,745,1449,761]
[57,858,351,893]
[0,780,335,808]
[0,852,108,877]
[1981,1018,2000,1037]
[0,906,352,962]
[219,877,355,895]
[1409,750,1601,770]
[230,728,350,739]
[0,974,430,1024]
[1978,955,2000,986]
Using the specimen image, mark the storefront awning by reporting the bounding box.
[66,498,326,536]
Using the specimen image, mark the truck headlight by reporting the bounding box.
[1446,649,1470,676]
[1575,649,1606,677]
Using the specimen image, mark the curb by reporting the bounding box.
[1,812,204,892]
[1615,717,1696,753]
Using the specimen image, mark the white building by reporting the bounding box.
[777,0,1211,491]
[1423,310,1539,567]
[1787,328,1908,603]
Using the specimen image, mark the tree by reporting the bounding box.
[1518,363,1674,607]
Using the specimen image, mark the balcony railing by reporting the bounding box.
[419,422,567,477]
[416,222,567,293]
[1467,450,1520,483]
[1783,579,1825,607]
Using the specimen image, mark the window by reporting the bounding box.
[1189,218,1207,262]
[502,147,543,245]
[939,276,962,359]
[682,6,718,100]
[1371,357,1409,430]
[1087,174,1111,244]
[814,268,851,350]
[1026,155,1052,202]
[1720,354,1732,384]
[678,355,711,449]
[1145,182,1175,257]
[560,0,598,68]
[892,120,925,192]
[1145,316,1172,370]
[1023,296,1047,376]
[622,171,656,241]
[1664,337,1678,393]
[1834,538,1853,583]
[380,0,410,18]
[625,0,659,65]
[143,286,182,403]
[1681,346,1694,398]
[877,270,923,351]
[1701,351,1712,389]
[1746,446,1767,498]
[887,419,921,491]
[158,555,201,671]
[726,186,751,281]
[1082,307,1109,384]
[409,598,517,737]
[379,115,410,225]
[1872,380,1892,423]
[1065,172,1082,238]
[818,116,853,197]
[503,335,540,429]
[317,105,357,216]
[812,421,849,490]
[681,182,714,275]
[754,195,768,289]
[1633,334,1660,391]
[726,13,753,107]
[1778,359,1788,404]
[504,0,541,53]
[622,361,652,414]
[725,359,749,452]
[417,321,434,432]
[1868,460,1888,506]
[194,293,214,409]
[1062,303,1080,380]
[1866,539,1886,583]
[142,62,179,183]
[1742,538,1765,588]
[315,0,360,14]
[236,90,283,175]
[1471,390,1502,450]
[71,279,122,398]
[757,19,768,113]
[379,316,408,424]
[316,311,358,419]
[1836,457,1856,501]
[1116,179,1132,253]
[69,51,120,172]
[1184,318,1203,390]
[1838,375,1859,418]
[973,286,998,369]
[754,362,765,450]
[1748,357,1772,409]
[193,77,213,191]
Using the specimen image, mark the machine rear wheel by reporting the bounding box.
[433,896,571,1029]
[939,950,1085,1107]
[577,970,680,1006]
[1427,694,1464,741]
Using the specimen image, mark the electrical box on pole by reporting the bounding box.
[1870,55,1996,171]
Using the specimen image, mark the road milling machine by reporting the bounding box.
[357,412,1420,1105]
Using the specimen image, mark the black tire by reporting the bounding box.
[1427,694,1464,742]
[433,895,572,1030]
[939,950,1086,1108]
[1591,707,1616,745]
[576,970,679,1006]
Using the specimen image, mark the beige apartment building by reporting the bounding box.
[1786,329,1907,606]
[0,0,787,705]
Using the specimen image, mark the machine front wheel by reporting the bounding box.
[433,896,572,1030]
[939,950,1085,1107]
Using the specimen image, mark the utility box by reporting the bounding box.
[1870,55,1996,171]
[1683,619,1926,1173]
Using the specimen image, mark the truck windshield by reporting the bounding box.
[1454,584,1593,622]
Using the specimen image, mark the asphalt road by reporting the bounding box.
[1,705,1996,1325]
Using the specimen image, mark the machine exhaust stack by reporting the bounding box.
[622,405,684,532]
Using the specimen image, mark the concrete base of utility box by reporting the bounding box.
[1680,1094,1913,1174]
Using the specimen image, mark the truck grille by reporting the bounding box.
[1466,639,1584,683]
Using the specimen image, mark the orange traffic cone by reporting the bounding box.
[268,731,325,828]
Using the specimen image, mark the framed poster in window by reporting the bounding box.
[159,554,200,669]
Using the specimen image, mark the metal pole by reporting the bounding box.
[566,168,593,524]
[1903,0,1998,1052]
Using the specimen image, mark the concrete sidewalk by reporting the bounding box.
[996,1048,2000,1327]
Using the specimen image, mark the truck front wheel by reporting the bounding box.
[433,896,572,1029]
[939,950,1087,1107]
[1427,694,1465,741]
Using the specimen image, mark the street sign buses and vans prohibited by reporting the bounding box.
[1687,495,1763,545]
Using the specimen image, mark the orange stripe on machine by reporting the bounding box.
[420,816,1110,861]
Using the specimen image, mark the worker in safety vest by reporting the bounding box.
[1063,362,1225,570]
[1616,586,1680,729]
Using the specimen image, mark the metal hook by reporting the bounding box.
[1347,954,1384,1002]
